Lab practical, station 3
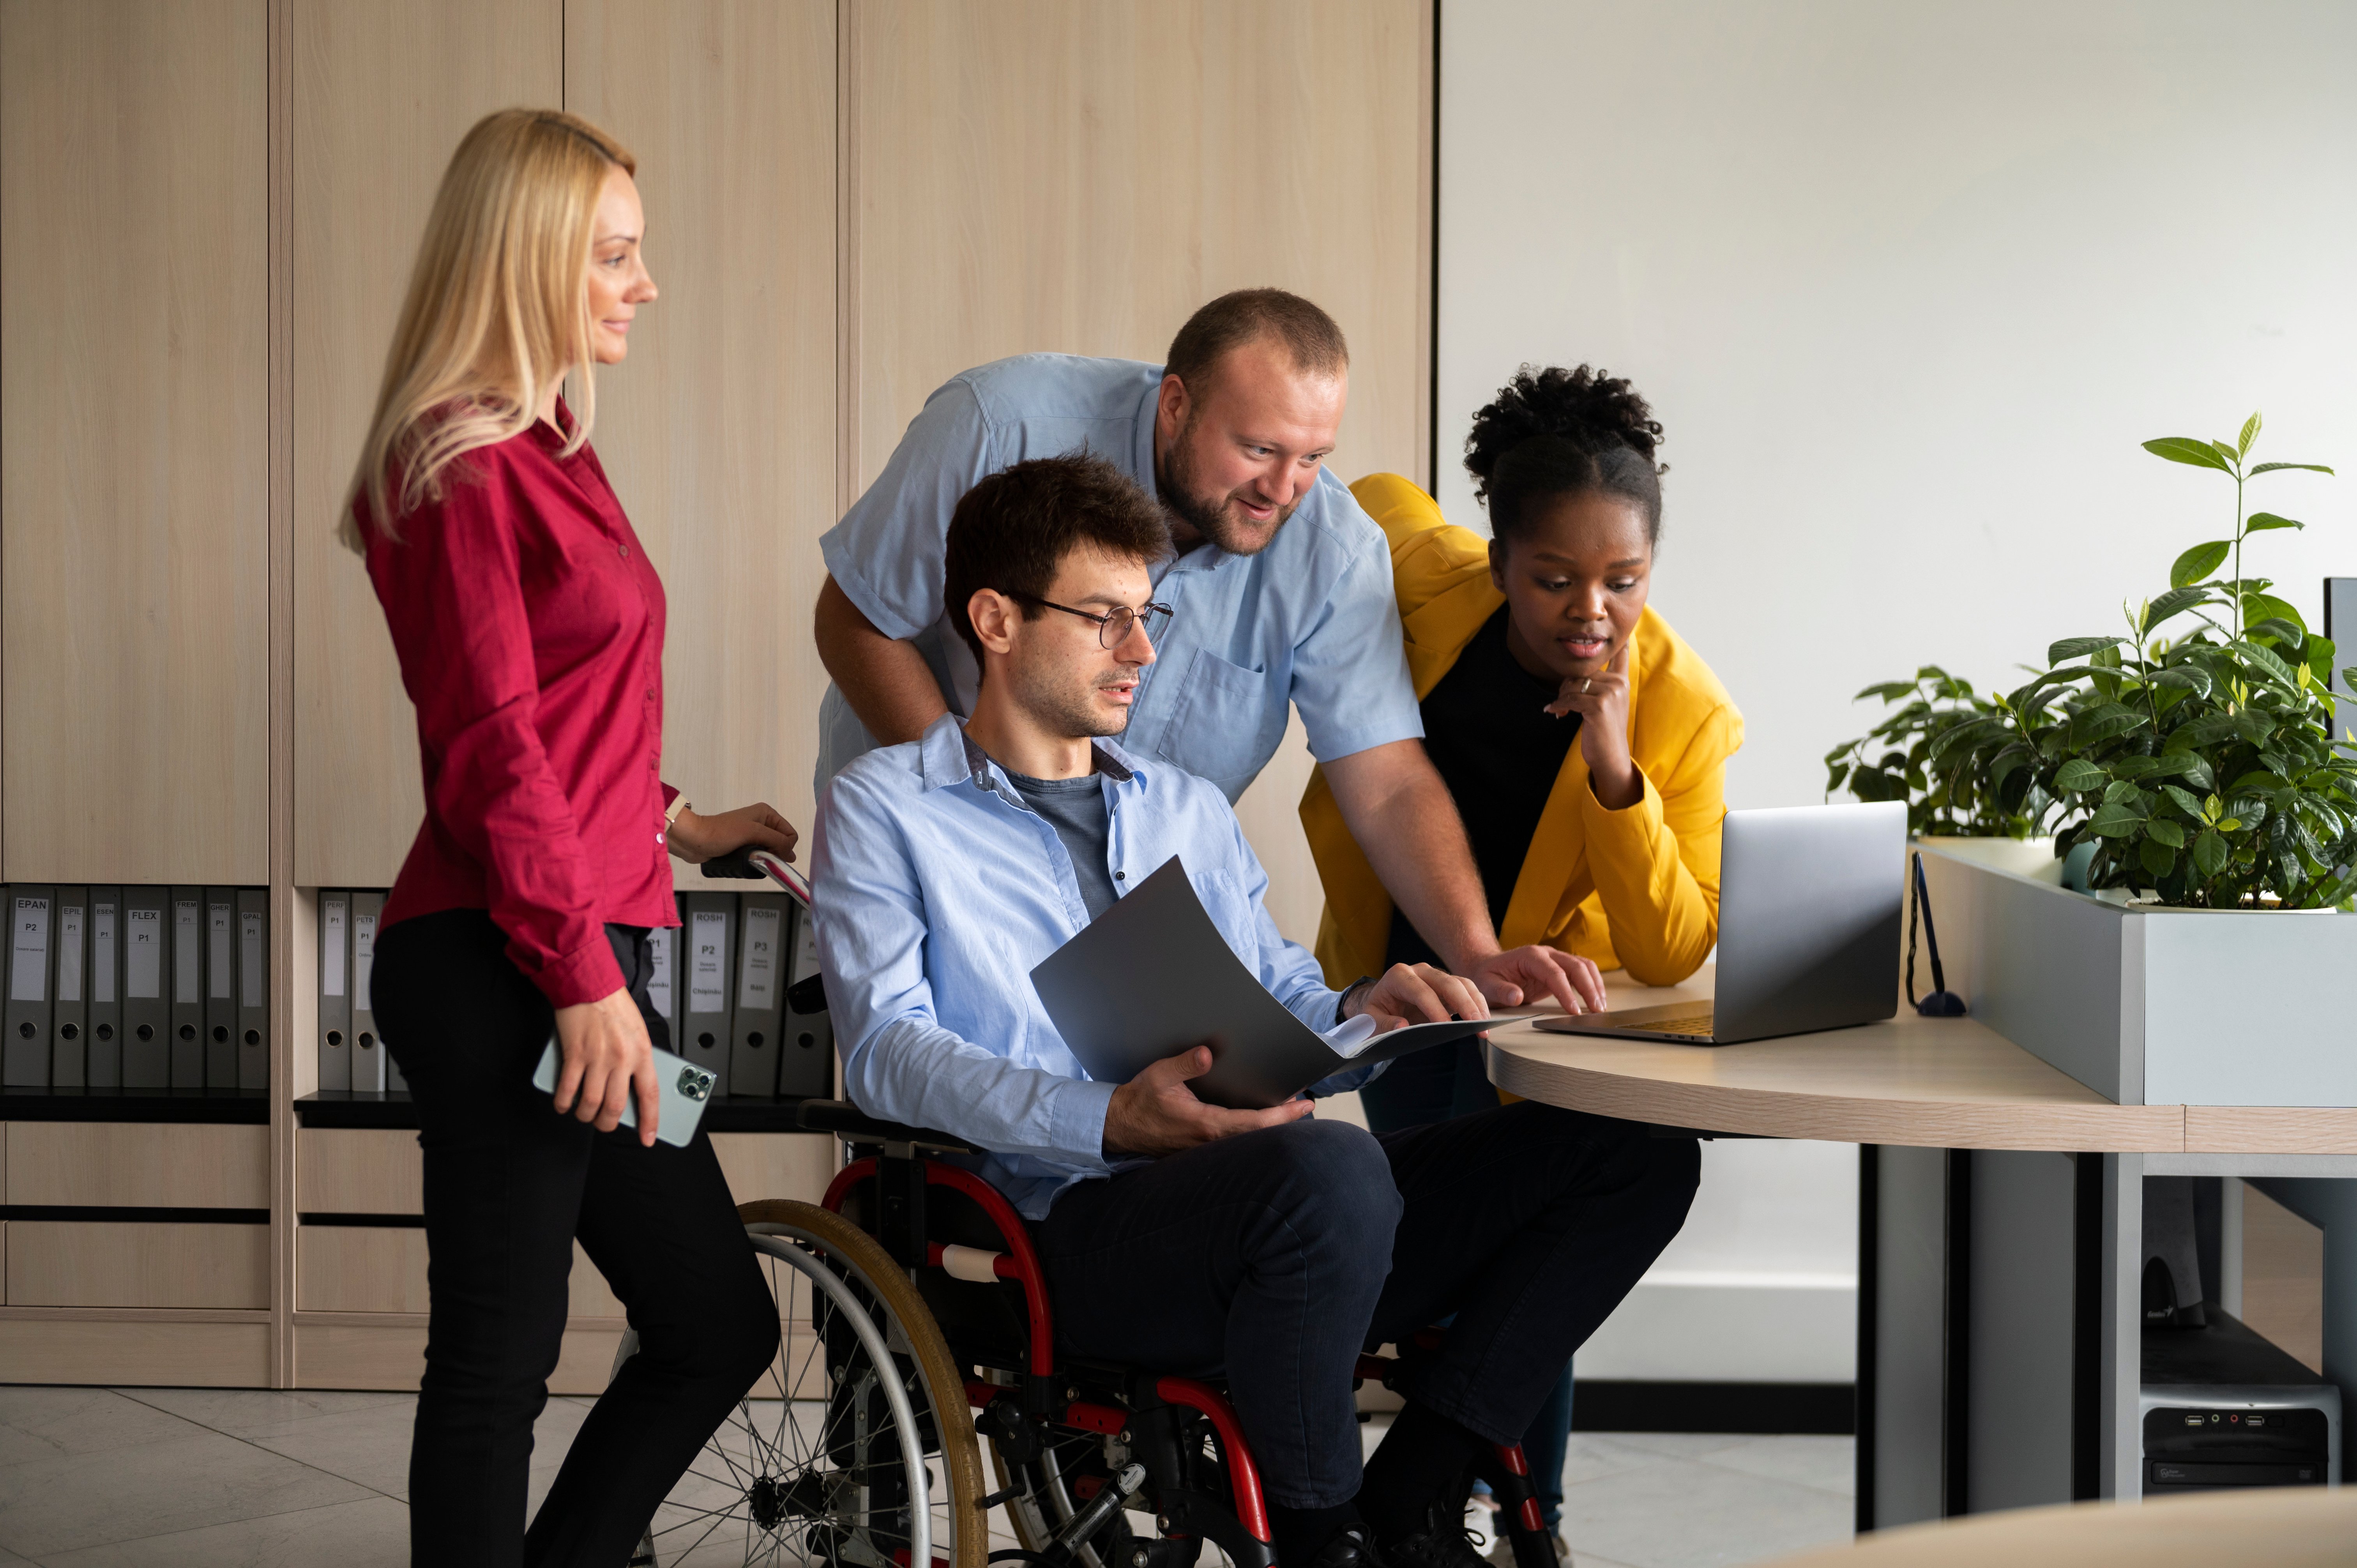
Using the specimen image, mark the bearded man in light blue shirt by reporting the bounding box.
[813,289,1604,1018]
[811,455,1700,1568]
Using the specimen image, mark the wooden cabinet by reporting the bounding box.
[568,0,843,851]
[7,1123,269,1210]
[288,0,565,888]
[0,0,270,883]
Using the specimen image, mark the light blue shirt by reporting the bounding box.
[811,714,1374,1220]
[816,353,1422,802]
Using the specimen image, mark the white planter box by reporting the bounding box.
[1914,844,2357,1108]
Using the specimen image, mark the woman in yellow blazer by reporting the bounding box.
[1301,364,1740,1558]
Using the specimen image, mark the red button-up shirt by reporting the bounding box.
[363,408,677,1008]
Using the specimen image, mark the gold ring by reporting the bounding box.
[1582,678,1593,695]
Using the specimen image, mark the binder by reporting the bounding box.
[317,892,350,1093]
[730,894,789,1098]
[122,886,170,1087]
[350,891,385,1092]
[170,886,204,1088]
[779,902,836,1098]
[87,887,122,1088]
[678,892,735,1091]
[51,887,88,1088]
[237,889,269,1091]
[645,923,679,1052]
[5,886,54,1086]
[204,887,237,1088]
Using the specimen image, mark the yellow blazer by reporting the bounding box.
[1302,473,1744,988]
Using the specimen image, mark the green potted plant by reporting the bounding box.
[1825,667,2054,877]
[1910,414,2355,1112]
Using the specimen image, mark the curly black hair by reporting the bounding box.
[1463,364,1667,546]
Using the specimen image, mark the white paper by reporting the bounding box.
[321,897,347,997]
[57,903,84,1004]
[174,899,200,1004]
[10,894,49,1003]
[208,900,233,999]
[125,906,161,999]
[688,910,726,1013]
[93,903,116,1004]
[646,927,675,1018]
[353,910,377,1013]
[241,912,264,1005]
[1322,1012,1382,1058]
[739,906,781,1009]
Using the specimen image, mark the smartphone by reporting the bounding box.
[532,1037,717,1148]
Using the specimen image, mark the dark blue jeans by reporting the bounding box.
[1032,1104,1699,1508]
[1363,1040,1578,1530]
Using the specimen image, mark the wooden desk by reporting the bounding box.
[1481,964,2357,1529]
[1760,1484,2357,1568]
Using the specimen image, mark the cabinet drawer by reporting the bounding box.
[5,1122,268,1209]
[298,1225,621,1318]
[7,1220,269,1308]
[298,1128,422,1214]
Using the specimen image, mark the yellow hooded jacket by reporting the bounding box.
[1301,473,1744,988]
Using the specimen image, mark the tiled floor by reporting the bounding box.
[0,1386,1852,1567]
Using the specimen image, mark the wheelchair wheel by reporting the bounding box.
[621,1199,987,1568]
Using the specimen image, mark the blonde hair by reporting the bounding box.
[340,108,636,550]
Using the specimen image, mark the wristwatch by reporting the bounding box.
[664,795,693,830]
[1334,975,1376,1026]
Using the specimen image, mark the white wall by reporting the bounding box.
[1440,0,2357,1381]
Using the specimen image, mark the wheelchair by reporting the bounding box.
[618,1100,1564,1568]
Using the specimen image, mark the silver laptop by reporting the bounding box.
[1536,801,1906,1046]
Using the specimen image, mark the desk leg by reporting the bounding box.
[2247,1175,2357,1482]
[2098,1153,2145,1501]
[1860,1144,1950,1529]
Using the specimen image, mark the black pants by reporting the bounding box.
[1033,1103,1699,1508]
[375,910,781,1568]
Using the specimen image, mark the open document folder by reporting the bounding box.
[1030,857,1491,1110]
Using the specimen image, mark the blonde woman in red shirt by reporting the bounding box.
[345,109,796,1566]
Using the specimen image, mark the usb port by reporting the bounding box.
[2247,1415,2267,1427]
[2184,1415,2204,1427]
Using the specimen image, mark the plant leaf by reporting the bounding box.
[2247,616,2308,650]
[2048,636,2126,664]
[2241,592,2308,636]
[2247,461,2335,475]
[2193,828,2228,877]
[2145,818,2186,848]
[2238,412,2261,456]
[2169,541,2232,588]
[2145,437,2235,471]
[2244,511,2304,533]
[2160,783,2207,818]
[2142,586,2214,630]
[2054,758,2108,793]
[2140,837,2178,878]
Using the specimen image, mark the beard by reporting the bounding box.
[1011,656,1135,742]
[1155,426,1297,557]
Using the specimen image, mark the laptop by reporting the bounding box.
[1535,801,1906,1046]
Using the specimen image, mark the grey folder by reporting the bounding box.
[170,886,204,1088]
[317,892,351,1093]
[237,889,269,1091]
[678,892,736,1090]
[647,923,680,1049]
[1031,857,1486,1111]
[87,887,122,1088]
[122,886,170,1087]
[205,887,237,1088]
[730,893,791,1098]
[778,903,834,1099]
[51,887,88,1087]
[5,886,54,1086]
[351,891,386,1093]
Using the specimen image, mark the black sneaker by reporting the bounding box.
[1303,1524,1389,1568]
[1380,1508,1489,1568]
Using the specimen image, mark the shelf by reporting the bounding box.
[292,1091,828,1134]
[0,1088,270,1124]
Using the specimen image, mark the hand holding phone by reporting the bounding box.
[533,1036,716,1149]
[551,988,660,1146]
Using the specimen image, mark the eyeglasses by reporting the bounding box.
[1012,593,1173,650]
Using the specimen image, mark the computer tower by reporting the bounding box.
[2141,1307,2340,1493]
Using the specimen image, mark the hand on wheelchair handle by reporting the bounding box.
[1101,1044,1313,1158]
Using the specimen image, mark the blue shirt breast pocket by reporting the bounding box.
[1157,648,1279,797]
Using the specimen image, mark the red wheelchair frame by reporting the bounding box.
[802,1101,1558,1568]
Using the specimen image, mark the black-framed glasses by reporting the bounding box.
[1012,593,1173,650]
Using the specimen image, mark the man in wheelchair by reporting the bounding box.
[810,455,1700,1568]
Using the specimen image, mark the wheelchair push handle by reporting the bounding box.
[700,844,812,906]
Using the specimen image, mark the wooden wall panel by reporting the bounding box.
[8,1222,270,1308]
[566,0,840,854]
[851,0,1433,940]
[0,0,270,883]
[288,0,564,885]
[0,1317,272,1386]
[5,1123,270,1209]
[293,1317,624,1394]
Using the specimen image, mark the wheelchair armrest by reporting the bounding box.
[794,1098,977,1155]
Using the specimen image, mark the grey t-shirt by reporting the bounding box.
[1005,769,1118,923]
